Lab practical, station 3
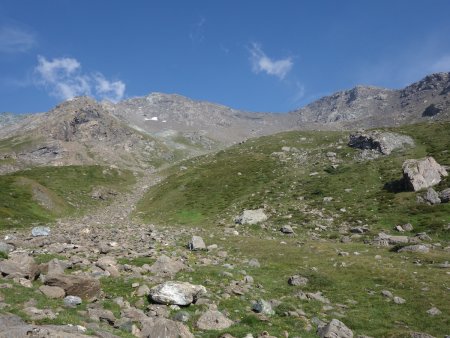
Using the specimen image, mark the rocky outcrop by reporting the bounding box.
[348,130,414,155]
[402,157,448,191]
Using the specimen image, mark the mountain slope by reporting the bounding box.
[108,92,291,147]
[0,97,174,174]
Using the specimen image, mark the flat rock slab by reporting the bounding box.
[0,313,90,338]
[149,281,206,306]
[44,273,100,299]
[39,285,65,299]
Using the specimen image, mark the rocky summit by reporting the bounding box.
[0,71,449,338]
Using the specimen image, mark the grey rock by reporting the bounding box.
[280,225,294,234]
[440,188,450,202]
[402,157,448,191]
[348,130,414,155]
[288,275,309,286]
[196,309,234,330]
[381,290,393,299]
[31,226,51,237]
[252,299,275,315]
[248,258,261,268]
[0,242,14,255]
[148,255,186,277]
[140,317,194,338]
[410,332,436,338]
[426,307,441,316]
[46,258,66,275]
[401,223,414,232]
[235,209,268,225]
[423,187,441,205]
[136,285,151,297]
[173,311,190,323]
[387,235,409,245]
[87,308,116,325]
[394,296,406,304]
[188,236,206,251]
[318,319,353,338]
[398,245,430,253]
[350,226,369,234]
[149,281,207,306]
[64,295,82,307]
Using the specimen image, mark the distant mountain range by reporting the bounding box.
[0,71,449,173]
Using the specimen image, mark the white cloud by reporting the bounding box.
[94,73,126,102]
[0,26,36,53]
[34,56,126,102]
[249,43,293,80]
[189,16,206,43]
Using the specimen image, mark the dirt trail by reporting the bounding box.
[58,172,163,230]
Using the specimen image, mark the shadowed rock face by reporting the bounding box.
[348,130,414,155]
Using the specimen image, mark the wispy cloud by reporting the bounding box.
[0,25,36,53]
[249,43,293,80]
[189,16,206,44]
[34,56,125,102]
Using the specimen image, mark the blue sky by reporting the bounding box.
[1,0,450,113]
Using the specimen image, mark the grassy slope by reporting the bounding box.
[0,165,135,229]
[137,122,450,237]
[135,121,450,337]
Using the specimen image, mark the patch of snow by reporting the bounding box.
[144,117,159,121]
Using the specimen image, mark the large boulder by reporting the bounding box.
[140,317,193,338]
[402,157,448,191]
[235,209,268,225]
[348,130,414,155]
[0,254,38,279]
[149,281,207,306]
[44,273,100,299]
[318,319,353,338]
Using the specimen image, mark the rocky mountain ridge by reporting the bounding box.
[290,72,450,128]
[0,72,449,174]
